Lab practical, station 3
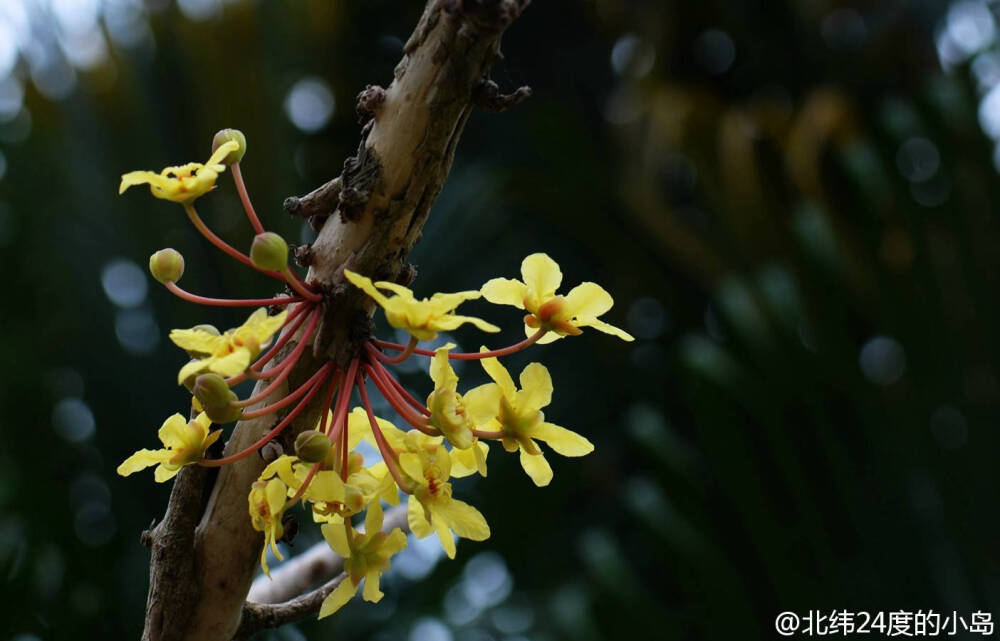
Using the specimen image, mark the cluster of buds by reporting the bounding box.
[116,131,633,618]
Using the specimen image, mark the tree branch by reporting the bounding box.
[233,506,410,639]
[140,1,531,639]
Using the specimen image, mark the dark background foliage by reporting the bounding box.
[1,0,997,639]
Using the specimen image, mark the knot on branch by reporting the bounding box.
[284,178,343,234]
[445,0,530,33]
[473,78,532,113]
[356,85,387,123]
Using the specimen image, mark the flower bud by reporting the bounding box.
[149,248,184,284]
[194,374,235,409]
[212,128,247,164]
[203,397,243,424]
[250,232,288,271]
[294,430,332,463]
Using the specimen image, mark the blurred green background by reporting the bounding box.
[3,0,1000,639]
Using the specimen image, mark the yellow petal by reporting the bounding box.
[157,413,190,449]
[426,290,481,313]
[321,521,352,558]
[206,139,239,167]
[265,478,287,515]
[117,449,170,477]
[318,577,359,618]
[373,280,416,299]
[532,422,594,457]
[429,346,457,390]
[365,500,384,535]
[433,314,501,334]
[576,317,635,342]
[153,463,181,483]
[517,362,553,410]
[479,352,516,398]
[480,277,528,308]
[450,440,489,478]
[209,349,252,377]
[462,383,503,426]
[344,270,390,307]
[362,571,385,602]
[519,449,553,486]
[563,282,614,320]
[398,453,424,483]
[169,328,223,354]
[118,171,161,194]
[177,358,209,385]
[307,471,346,504]
[437,498,490,541]
[433,513,457,559]
[521,253,562,303]
[407,496,433,538]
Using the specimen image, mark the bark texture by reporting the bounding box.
[140,1,530,639]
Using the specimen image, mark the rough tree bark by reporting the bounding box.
[139,1,531,639]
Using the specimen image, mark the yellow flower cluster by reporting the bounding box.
[115,240,634,622]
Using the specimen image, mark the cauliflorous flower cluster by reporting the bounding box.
[116,131,633,619]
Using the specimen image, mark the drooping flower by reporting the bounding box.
[249,476,289,576]
[318,501,408,617]
[481,253,634,344]
[119,140,240,203]
[170,308,288,384]
[117,412,221,482]
[344,269,499,341]
[427,345,476,450]
[401,442,490,559]
[465,353,593,487]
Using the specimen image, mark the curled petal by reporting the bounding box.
[481,277,528,308]
[519,448,553,487]
[318,577,359,618]
[117,449,171,477]
[479,352,517,398]
[576,317,635,342]
[532,422,594,457]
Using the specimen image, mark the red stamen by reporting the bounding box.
[230,162,265,236]
[367,352,431,417]
[199,366,332,467]
[363,361,437,436]
[183,202,285,281]
[230,307,321,406]
[358,375,411,493]
[239,362,333,418]
[373,328,547,361]
[165,281,303,308]
[376,336,418,364]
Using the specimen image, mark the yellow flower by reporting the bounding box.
[318,501,408,617]
[400,442,490,559]
[481,253,634,344]
[261,454,347,507]
[465,353,593,487]
[344,269,499,341]
[119,140,239,203]
[170,308,288,384]
[249,476,288,576]
[427,345,476,450]
[117,412,220,482]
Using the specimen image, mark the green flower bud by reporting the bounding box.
[203,397,243,424]
[294,430,332,463]
[250,232,289,271]
[211,128,247,164]
[149,248,185,284]
[194,374,235,409]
